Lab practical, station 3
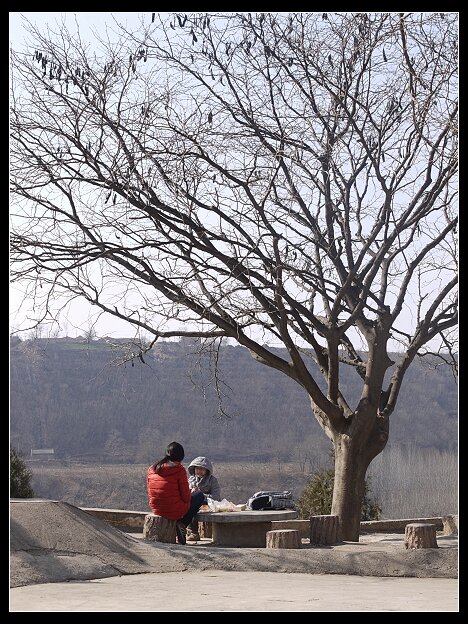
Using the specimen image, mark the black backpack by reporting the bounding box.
[247,490,295,511]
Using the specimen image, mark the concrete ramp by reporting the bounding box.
[11,499,136,553]
[10,500,187,587]
[10,500,458,588]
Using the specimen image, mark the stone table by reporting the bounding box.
[194,510,298,547]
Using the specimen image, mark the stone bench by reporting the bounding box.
[143,513,177,543]
[442,515,458,536]
[404,523,438,549]
[310,514,340,545]
[266,529,301,549]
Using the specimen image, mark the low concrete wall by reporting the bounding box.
[82,507,147,531]
[81,507,456,536]
[360,517,445,533]
[272,517,447,538]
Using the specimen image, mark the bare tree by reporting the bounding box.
[10,12,458,540]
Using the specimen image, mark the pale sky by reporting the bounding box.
[10,12,162,339]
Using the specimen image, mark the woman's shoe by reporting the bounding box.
[186,529,200,541]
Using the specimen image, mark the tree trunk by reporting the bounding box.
[143,514,176,543]
[329,391,390,543]
[266,529,301,549]
[330,437,369,542]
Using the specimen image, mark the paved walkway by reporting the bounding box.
[10,570,458,612]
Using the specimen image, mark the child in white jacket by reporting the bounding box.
[186,456,221,540]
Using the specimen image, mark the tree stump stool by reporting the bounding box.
[143,513,177,543]
[404,523,438,549]
[199,521,212,539]
[442,515,458,536]
[310,514,340,545]
[266,529,301,549]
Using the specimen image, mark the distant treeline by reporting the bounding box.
[10,337,457,463]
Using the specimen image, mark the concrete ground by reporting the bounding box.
[10,500,459,612]
[10,570,458,612]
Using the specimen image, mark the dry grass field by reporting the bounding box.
[29,461,312,512]
[29,446,458,519]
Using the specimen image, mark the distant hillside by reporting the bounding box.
[10,337,457,463]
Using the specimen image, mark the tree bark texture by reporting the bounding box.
[309,515,340,545]
[143,514,176,543]
[266,529,301,549]
[404,523,438,549]
[331,438,368,542]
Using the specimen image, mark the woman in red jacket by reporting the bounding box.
[147,441,205,544]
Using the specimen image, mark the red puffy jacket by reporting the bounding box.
[147,461,191,520]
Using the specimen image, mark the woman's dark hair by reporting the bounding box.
[153,441,185,472]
